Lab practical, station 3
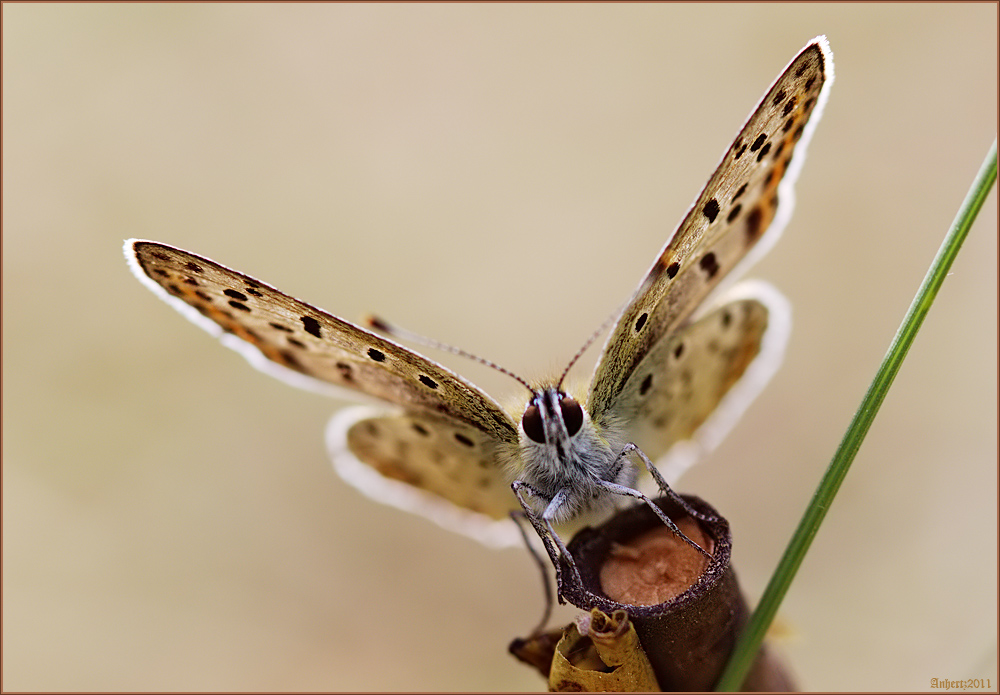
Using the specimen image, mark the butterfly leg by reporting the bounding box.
[601,443,715,560]
[511,481,583,595]
[619,442,717,524]
[510,511,555,635]
[511,481,561,566]
[598,478,714,560]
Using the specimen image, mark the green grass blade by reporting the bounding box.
[716,138,998,692]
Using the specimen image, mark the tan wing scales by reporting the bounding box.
[613,298,769,464]
[344,411,519,520]
[128,240,518,445]
[589,39,830,419]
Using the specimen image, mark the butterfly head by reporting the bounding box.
[514,384,629,522]
[521,387,584,449]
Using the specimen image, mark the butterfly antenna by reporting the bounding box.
[555,305,623,390]
[366,315,535,394]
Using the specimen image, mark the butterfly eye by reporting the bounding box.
[521,404,546,443]
[559,396,584,436]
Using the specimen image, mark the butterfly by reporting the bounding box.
[126,36,832,581]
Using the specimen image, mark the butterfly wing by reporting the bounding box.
[327,406,524,546]
[610,281,790,484]
[127,240,522,532]
[126,240,519,447]
[588,37,832,421]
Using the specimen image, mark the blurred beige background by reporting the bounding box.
[4,4,996,691]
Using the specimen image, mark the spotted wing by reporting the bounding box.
[125,239,519,446]
[588,37,831,421]
[327,407,523,546]
[610,285,788,488]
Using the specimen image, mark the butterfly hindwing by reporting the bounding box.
[588,38,831,421]
[612,297,769,463]
[126,240,519,446]
[326,406,523,547]
[339,410,518,519]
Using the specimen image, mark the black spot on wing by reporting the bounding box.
[336,362,353,382]
[745,207,764,242]
[699,252,719,279]
[703,198,720,223]
[301,316,322,339]
[279,349,303,370]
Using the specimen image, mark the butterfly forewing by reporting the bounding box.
[128,240,519,445]
[588,38,831,420]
